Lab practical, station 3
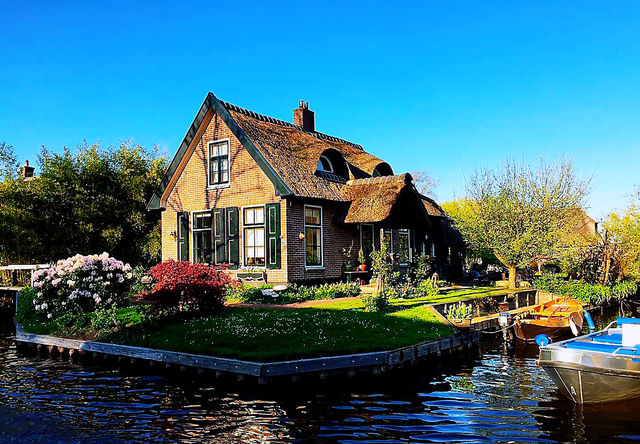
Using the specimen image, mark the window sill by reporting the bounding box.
[305,266,325,271]
[207,183,230,190]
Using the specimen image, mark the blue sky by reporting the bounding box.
[1,1,639,219]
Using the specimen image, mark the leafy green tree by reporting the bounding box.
[445,158,589,288]
[0,142,167,266]
[0,142,18,181]
[599,204,640,283]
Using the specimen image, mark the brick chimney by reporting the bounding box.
[20,160,35,179]
[293,100,315,132]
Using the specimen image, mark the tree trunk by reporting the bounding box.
[508,265,517,288]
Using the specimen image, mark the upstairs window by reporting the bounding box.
[209,140,229,186]
[305,206,323,267]
[244,206,265,266]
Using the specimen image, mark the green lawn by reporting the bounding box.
[101,305,453,362]
[309,287,511,311]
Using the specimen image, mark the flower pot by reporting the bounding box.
[345,264,355,272]
[451,318,472,329]
[358,264,367,272]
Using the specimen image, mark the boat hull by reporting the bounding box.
[513,323,573,342]
[538,338,640,404]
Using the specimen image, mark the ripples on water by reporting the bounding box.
[0,315,640,442]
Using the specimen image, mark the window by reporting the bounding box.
[383,229,393,252]
[244,206,265,266]
[360,224,374,261]
[208,140,229,186]
[398,229,411,264]
[192,212,213,263]
[431,242,436,258]
[305,206,322,266]
[316,155,333,172]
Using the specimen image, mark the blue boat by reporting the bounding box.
[537,318,640,404]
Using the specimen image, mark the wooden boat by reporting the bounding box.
[538,318,640,404]
[512,296,584,342]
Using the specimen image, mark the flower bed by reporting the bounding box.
[32,253,133,319]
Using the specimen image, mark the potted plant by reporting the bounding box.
[447,302,474,329]
[358,248,367,271]
[344,262,355,272]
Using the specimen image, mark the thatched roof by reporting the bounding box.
[148,92,444,230]
[420,194,445,217]
[226,103,388,200]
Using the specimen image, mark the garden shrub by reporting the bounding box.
[136,260,230,315]
[280,282,361,302]
[31,253,133,320]
[225,283,274,304]
[533,275,638,305]
[386,277,439,300]
[363,291,390,312]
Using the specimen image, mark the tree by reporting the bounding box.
[599,204,640,283]
[0,141,167,266]
[441,198,497,268]
[411,170,439,199]
[446,158,589,288]
[0,142,18,181]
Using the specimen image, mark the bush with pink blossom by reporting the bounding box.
[31,253,133,320]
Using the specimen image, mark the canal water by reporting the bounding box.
[0,310,639,442]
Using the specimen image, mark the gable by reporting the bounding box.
[165,112,281,211]
[147,93,291,210]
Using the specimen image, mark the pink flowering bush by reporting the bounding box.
[31,253,133,320]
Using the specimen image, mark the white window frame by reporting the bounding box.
[191,210,213,264]
[241,205,266,268]
[431,242,436,258]
[304,205,324,269]
[207,139,231,189]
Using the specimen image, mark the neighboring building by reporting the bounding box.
[147,93,463,283]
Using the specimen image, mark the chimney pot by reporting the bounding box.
[20,159,35,179]
[293,100,315,132]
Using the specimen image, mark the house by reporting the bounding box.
[147,93,464,283]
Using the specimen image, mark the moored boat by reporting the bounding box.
[512,296,585,342]
[538,318,640,404]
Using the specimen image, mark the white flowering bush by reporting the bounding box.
[31,253,133,320]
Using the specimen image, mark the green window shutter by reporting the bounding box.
[213,208,227,265]
[177,212,190,261]
[227,207,239,269]
[265,203,281,269]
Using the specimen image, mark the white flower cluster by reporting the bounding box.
[31,253,133,320]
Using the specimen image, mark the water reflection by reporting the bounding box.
[0,312,637,442]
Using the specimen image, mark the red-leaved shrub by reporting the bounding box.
[136,261,230,315]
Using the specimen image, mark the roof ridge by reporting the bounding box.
[347,173,410,186]
[221,100,363,150]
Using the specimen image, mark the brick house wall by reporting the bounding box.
[161,112,289,283]
[285,200,359,283]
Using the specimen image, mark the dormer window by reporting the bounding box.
[208,140,230,186]
[317,155,333,172]
[372,162,393,177]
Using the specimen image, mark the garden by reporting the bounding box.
[17,253,458,362]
